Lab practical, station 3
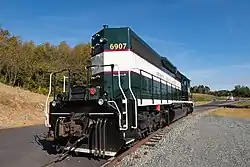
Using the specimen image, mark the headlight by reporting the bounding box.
[52,101,57,107]
[99,37,108,44]
[98,99,104,105]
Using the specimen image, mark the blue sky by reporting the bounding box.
[1,0,250,90]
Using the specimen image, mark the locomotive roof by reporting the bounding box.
[129,29,175,66]
[99,26,176,67]
[128,27,191,81]
[93,25,191,81]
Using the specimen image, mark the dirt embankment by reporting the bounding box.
[0,82,48,129]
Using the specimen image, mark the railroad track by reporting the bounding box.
[102,125,171,167]
[102,104,226,167]
[47,101,236,167]
[41,102,230,167]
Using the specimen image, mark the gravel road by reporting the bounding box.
[115,110,250,167]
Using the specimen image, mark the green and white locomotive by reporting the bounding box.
[44,25,194,157]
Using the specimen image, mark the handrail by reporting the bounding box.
[44,72,53,127]
[138,68,181,90]
[107,101,122,129]
[89,64,128,130]
[128,69,137,129]
[63,76,68,92]
[114,64,128,130]
[44,68,71,128]
[130,68,182,104]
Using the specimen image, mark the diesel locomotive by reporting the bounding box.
[44,25,194,157]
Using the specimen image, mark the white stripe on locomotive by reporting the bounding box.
[91,50,181,89]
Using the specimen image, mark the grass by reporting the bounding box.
[192,93,214,104]
[211,107,250,119]
[192,93,214,101]
[192,93,228,102]
[194,101,211,106]
[235,100,250,107]
[192,93,228,106]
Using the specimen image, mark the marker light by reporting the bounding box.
[98,99,104,105]
[89,88,96,95]
[52,101,57,107]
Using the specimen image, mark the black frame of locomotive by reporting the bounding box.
[46,65,128,157]
[46,64,188,157]
[46,66,173,156]
[49,65,117,102]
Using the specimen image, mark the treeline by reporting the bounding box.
[191,85,250,98]
[231,85,250,97]
[190,85,210,94]
[0,28,91,94]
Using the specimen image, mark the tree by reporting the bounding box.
[191,84,250,97]
[232,85,250,97]
[190,85,211,94]
[0,27,92,95]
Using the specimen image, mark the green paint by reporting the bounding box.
[90,26,177,79]
[91,27,130,52]
[103,28,130,50]
[90,26,191,102]
[102,72,189,102]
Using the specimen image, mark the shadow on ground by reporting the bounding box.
[34,133,58,155]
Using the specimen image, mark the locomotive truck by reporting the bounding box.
[44,25,194,157]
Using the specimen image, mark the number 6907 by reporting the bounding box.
[109,43,127,50]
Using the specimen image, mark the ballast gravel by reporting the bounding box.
[115,110,250,167]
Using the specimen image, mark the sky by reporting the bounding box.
[1,0,250,90]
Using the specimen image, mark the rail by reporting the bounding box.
[127,67,183,129]
[135,68,182,104]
